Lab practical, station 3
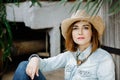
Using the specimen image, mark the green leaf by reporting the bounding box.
[83,0,94,9]
[3,19,13,46]
[109,0,120,14]
[90,0,103,16]
[0,23,3,33]
[30,0,37,7]
[0,39,4,49]
[70,0,83,13]
[36,0,42,7]
[0,0,3,4]
[58,0,68,6]
[107,0,113,6]
[93,0,103,15]
[82,0,101,16]
[75,0,83,12]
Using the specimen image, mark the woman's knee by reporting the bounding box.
[13,61,30,80]
[15,61,28,72]
[18,61,28,68]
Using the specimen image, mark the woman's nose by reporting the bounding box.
[78,29,82,35]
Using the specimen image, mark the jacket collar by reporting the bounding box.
[77,44,92,60]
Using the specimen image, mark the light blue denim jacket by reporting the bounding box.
[39,45,115,80]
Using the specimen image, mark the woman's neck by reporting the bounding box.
[78,43,91,52]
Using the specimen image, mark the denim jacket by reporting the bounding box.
[39,45,115,80]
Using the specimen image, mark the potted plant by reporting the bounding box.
[0,1,12,76]
[0,0,42,77]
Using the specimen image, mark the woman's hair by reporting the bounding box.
[65,20,100,53]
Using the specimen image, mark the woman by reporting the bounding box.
[13,10,115,80]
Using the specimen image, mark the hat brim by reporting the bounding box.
[61,16,105,39]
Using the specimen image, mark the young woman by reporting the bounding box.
[13,10,115,80]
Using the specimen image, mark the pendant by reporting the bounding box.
[77,60,82,66]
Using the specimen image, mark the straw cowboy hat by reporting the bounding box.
[61,10,105,39]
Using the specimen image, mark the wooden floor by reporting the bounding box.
[2,68,64,80]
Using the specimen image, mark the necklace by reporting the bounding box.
[76,52,92,66]
[76,52,82,66]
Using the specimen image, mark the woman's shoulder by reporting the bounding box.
[61,50,76,58]
[92,48,113,62]
[96,48,111,56]
[62,50,75,55]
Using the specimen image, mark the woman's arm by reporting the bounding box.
[26,51,69,79]
[39,52,69,72]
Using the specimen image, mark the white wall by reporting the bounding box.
[6,1,73,56]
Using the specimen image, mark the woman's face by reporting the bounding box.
[72,21,92,47]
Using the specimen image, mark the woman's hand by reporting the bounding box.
[26,57,39,80]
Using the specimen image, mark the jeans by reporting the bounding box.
[13,61,46,80]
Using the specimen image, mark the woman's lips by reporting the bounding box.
[77,37,85,39]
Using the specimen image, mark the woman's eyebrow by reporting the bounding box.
[83,24,90,26]
[73,24,78,27]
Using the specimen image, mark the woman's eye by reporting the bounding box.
[72,27,78,30]
[84,26,89,29]
[83,25,90,30]
[72,25,78,30]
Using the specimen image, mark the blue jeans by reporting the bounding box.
[13,61,46,80]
